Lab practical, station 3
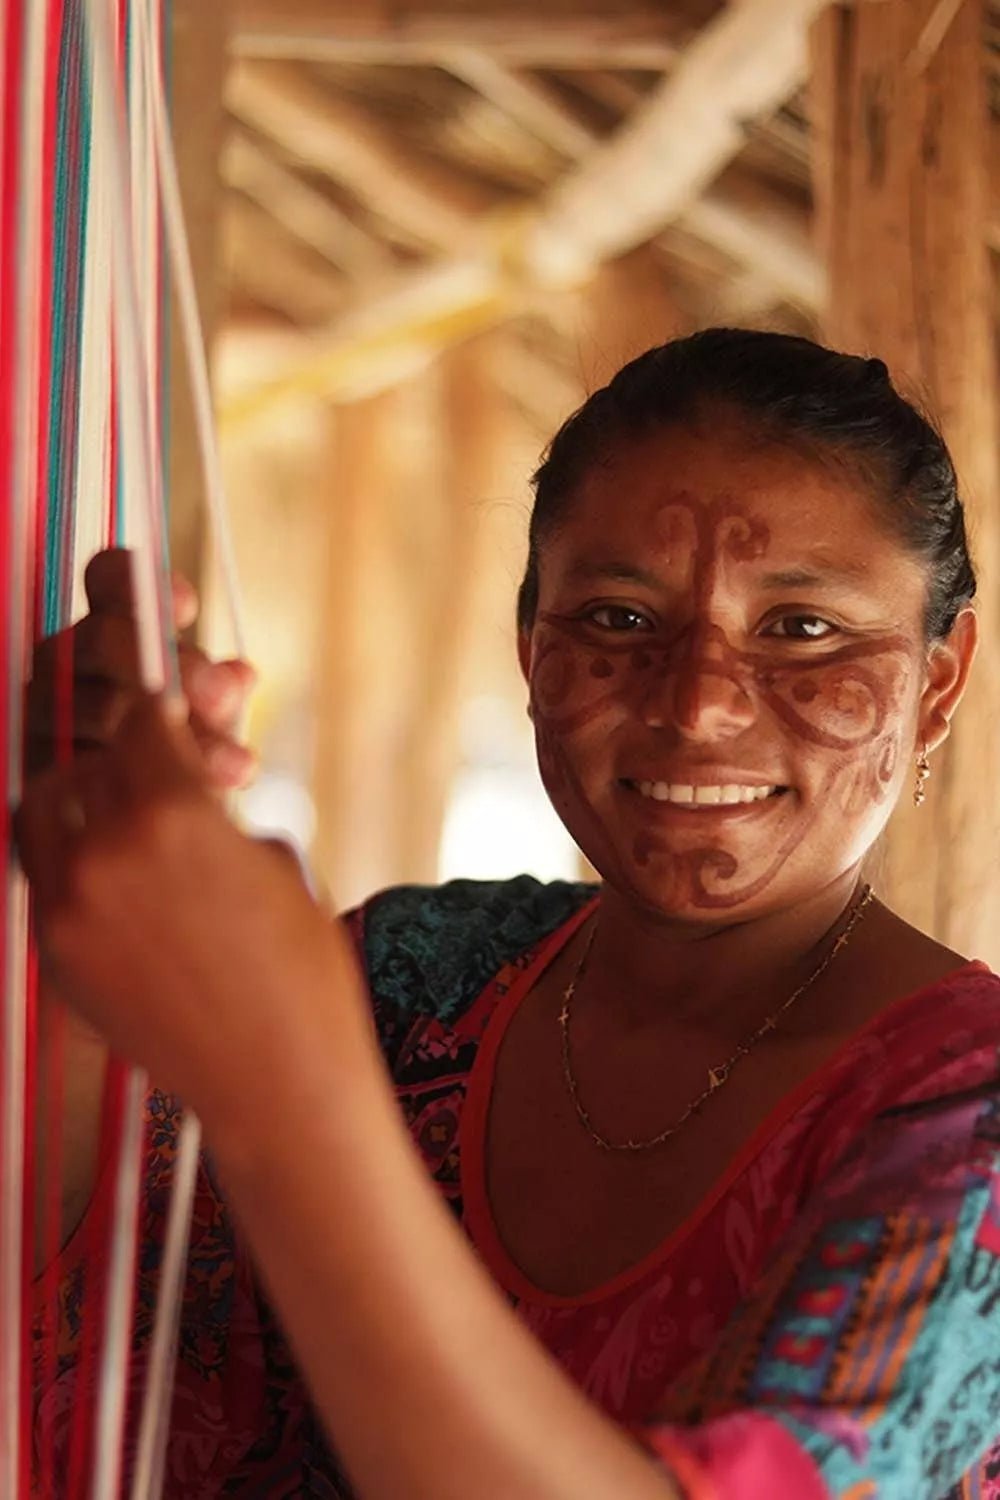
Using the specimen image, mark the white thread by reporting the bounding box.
[90,1066,148,1500]
[134,0,248,659]
[74,113,114,608]
[130,3,249,1488]
[129,1110,200,1500]
[81,1,174,1495]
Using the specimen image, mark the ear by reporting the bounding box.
[517,628,532,683]
[918,607,978,751]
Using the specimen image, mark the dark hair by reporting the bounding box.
[517,327,976,639]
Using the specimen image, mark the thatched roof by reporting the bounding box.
[210,0,1000,434]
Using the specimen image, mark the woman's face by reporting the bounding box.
[523,418,959,920]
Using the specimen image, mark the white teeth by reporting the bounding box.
[632,781,776,807]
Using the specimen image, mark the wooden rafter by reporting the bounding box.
[524,0,833,280]
[441,49,598,161]
[222,194,346,324]
[227,60,492,252]
[683,172,822,310]
[439,52,821,308]
[222,132,390,277]
[230,0,677,69]
[221,0,833,424]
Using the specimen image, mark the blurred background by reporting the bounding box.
[168,0,1000,959]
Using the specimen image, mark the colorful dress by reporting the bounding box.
[32,877,1000,1498]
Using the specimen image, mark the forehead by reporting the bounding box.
[561,421,902,565]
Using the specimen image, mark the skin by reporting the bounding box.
[516,417,974,1017]
[522,417,971,923]
[17,417,978,1495]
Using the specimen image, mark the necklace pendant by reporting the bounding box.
[708,1064,729,1091]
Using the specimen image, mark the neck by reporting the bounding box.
[582,869,871,1038]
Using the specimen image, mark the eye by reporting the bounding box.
[764,614,837,641]
[584,605,654,632]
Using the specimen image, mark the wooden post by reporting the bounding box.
[168,0,230,587]
[311,390,412,908]
[812,0,1000,959]
[573,246,685,391]
[311,343,515,905]
[394,338,508,883]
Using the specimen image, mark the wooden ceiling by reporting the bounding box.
[213,0,1000,424]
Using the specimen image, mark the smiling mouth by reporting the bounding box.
[621,779,789,808]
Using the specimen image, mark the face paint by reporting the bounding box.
[526,424,928,918]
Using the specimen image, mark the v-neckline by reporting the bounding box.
[458,898,987,1307]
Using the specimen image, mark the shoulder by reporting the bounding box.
[349,875,595,1024]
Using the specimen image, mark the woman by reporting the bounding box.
[21,329,1000,1498]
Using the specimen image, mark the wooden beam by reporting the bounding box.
[222,132,390,277]
[227,60,492,252]
[221,195,346,324]
[524,0,835,282]
[441,51,822,310]
[231,1,677,69]
[442,48,598,161]
[813,0,1000,960]
[682,172,823,311]
[221,0,831,426]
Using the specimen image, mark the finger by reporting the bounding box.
[182,657,256,731]
[188,721,259,790]
[31,612,140,686]
[83,548,135,618]
[25,678,129,745]
[171,572,199,632]
[112,695,206,807]
[84,549,196,634]
[32,618,206,702]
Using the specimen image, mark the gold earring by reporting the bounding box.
[913,744,931,807]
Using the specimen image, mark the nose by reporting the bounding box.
[640,622,755,739]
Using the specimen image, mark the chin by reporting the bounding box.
[587,833,792,917]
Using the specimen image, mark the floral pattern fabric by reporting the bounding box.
[31,878,1000,1498]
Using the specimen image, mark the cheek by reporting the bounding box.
[757,653,911,753]
[836,733,901,818]
[530,636,636,736]
[757,649,914,819]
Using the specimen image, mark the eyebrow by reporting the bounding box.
[566,558,873,592]
[758,561,872,590]
[565,560,668,590]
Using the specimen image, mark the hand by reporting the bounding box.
[26,548,256,791]
[15,696,348,1115]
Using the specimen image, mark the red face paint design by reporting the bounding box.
[526,425,928,917]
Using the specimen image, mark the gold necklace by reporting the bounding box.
[558,884,875,1153]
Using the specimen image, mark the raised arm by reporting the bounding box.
[18,697,681,1500]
